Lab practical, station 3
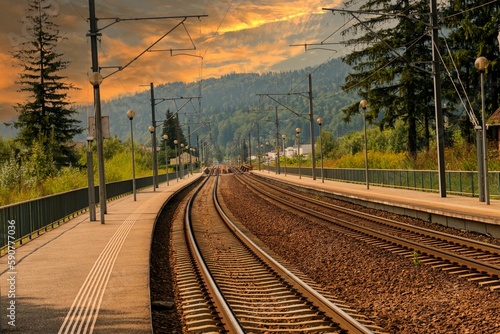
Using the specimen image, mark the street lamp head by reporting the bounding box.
[88,72,103,86]
[174,139,178,145]
[148,125,155,133]
[126,109,135,120]
[317,117,323,126]
[475,56,489,72]
[181,143,185,148]
[163,134,168,140]
[266,141,269,146]
[295,127,301,134]
[359,99,368,110]
[282,134,286,140]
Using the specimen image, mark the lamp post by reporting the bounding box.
[174,139,179,182]
[148,126,157,191]
[88,71,106,224]
[317,118,324,183]
[475,56,490,205]
[360,100,369,190]
[163,134,169,186]
[296,128,301,179]
[86,136,96,221]
[127,109,137,201]
[282,134,287,176]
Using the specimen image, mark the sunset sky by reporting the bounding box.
[0,0,345,123]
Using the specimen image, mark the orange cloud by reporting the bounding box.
[0,0,345,122]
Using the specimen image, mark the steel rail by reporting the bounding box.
[240,173,500,278]
[250,173,500,256]
[184,169,245,333]
[217,171,375,334]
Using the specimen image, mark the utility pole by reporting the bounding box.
[430,0,446,197]
[275,106,280,174]
[308,74,316,180]
[88,0,107,223]
[86,2,207,222]
[248,132,252,165]
[149,82,159,189]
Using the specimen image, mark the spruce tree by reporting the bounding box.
[441,1,500,143]
[339,0,435,156]
[159,110,187,162]
[11,0,82,168]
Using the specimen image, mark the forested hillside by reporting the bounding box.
[74,58,359,153]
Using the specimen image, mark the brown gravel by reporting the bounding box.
[218,174,500,334]
[150,184,197,334]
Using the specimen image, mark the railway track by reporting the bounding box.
[236,171,500,291]
[171,168,385,333]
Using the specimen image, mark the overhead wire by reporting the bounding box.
[440,0,500,20]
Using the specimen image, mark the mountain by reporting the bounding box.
[73,57,361,154]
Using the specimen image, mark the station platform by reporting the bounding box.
[0,174,201,333]
[251,170,500,238]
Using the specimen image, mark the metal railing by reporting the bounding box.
[265,166,500,198]
[0,170,186,252]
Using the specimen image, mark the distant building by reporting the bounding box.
[487,107,500,151]
[170,152,197,166]
[264,143,312,161]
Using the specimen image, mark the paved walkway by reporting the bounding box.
[0,174,201,333]
[252,170,500,232]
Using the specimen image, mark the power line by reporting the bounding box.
[441,0,500,20]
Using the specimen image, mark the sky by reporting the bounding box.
[0,0,345,123]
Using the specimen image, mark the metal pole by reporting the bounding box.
[430,0,446,197]
[130,119,136,201]
[319,125,324,183]
[282,135,287,176]
[164,138,169,186]
[480,71,490,205]
[257,123,261,171]
[86,138,96,221]
[363,110,369,190]
[275,107,280,174]
[477,129,485,201]
[249,132,252,166]
[88,0,107,223]
[297,132,301,179]
[188,126,192,175]
[150,83,158,189]
[308,74,316,180]
[175,143,179,182]
[180,145,184,179]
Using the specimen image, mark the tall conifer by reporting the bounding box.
[340,0,435,156]
[11,0,82,168]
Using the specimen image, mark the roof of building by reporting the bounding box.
[487,107,500,127]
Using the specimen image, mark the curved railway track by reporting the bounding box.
[171,168,385,333]
[235,170,500,291]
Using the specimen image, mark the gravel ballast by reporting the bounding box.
[218,174,500,334]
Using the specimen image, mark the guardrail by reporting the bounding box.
[263,166,500,198]
[0,170,185,252]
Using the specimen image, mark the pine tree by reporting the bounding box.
[11,0,82,168]
[159,110,187,163]
[441,1,500,143]
[339,0,435,156]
